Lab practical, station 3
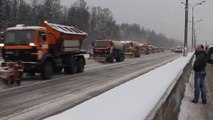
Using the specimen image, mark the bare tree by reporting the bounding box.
[67,0,90,31]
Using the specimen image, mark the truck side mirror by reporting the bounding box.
[41,33,46,41]
[0,34,4,41]
[92,42,94,47]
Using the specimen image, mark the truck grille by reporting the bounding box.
[3,49,37,62]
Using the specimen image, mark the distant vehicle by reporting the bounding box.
[139,43,149,55]
[92,40,125,63]
[171,48,175,52]
[148,45,155,53]
[159,47,165,52]
[174,46,183,53]
[153,46,161,53]
[121,41,141,57]
[1,22,87,79]
[206,45,213,64]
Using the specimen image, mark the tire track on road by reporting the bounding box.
[0,53,181,120]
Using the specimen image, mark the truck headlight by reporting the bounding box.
[0,43,4,47]
[29,43,36,47]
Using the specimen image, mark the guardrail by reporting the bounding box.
[146,55,194,120]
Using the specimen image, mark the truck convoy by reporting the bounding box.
[121,41,141,57]
[1,21,87,79]
[139,43,150,55]
[92,40,125,63]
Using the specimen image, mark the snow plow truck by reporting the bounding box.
[1,21,87,80]
[92,40,125,63]
[121,41,141,57]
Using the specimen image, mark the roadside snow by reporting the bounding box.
[46,53,194,120]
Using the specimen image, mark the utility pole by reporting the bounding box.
[191,7,194,51]
[194,29,196,48]
[183,0,189,57]
[190,1,205,50]
[0,0,2,31]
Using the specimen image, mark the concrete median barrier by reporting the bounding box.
[146,57,193,120]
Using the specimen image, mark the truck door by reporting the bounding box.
[37,31,48,60]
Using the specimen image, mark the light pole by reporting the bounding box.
[193,20,202,48]
[0,0,2,31]
[190,1,205,50]
[183,0,189,57]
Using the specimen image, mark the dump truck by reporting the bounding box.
[1,21,87,79]
[206,45,213,64]
[139,43,149,55]
[121,41,141,57]
[148,44,155,53]
[92,40,125,63]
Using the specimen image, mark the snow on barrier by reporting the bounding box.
[46,53,194,120]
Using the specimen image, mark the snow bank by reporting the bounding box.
[46,53,194,120]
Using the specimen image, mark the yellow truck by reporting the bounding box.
[121,41,141,57]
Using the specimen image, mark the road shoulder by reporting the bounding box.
[178,65,213,120]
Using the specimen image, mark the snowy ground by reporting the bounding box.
[46,53,194,120]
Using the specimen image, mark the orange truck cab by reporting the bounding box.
[92,40,125,63]
[1,21,87,79]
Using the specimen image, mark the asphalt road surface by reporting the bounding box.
[205,64,213,120]
[0,52,181,120]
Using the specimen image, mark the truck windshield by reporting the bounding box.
[124,43,133,48]
[5,30,35,45]
[95,41,110,47]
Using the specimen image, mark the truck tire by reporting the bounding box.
[134,52,140,57]
[137,53,141,57]
[116,54,121,62]
[77,58,85,73]
[107,56,114,63]
[55,67,63,73]
[16,80,21,86]
[64,57,77,74]
[41,61,53,80]
[120,54,125,62]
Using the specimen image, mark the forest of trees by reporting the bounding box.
[0,0,182,49]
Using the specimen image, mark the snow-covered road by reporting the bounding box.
[46,53,194,120]
[0,53,180,120]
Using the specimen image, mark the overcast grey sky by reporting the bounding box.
[61,0,213,45]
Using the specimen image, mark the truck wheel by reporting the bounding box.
[41,61,53,80]
[137,53,141,57]
[27,72,35,76]
[116,55,121,62]
[107,56,114,63]
[77,58,85,73]
[134,52,140,57]
[120,54,125,62]
[55,67,63,73]
[16,80,21,86]
[64,57,77,74]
